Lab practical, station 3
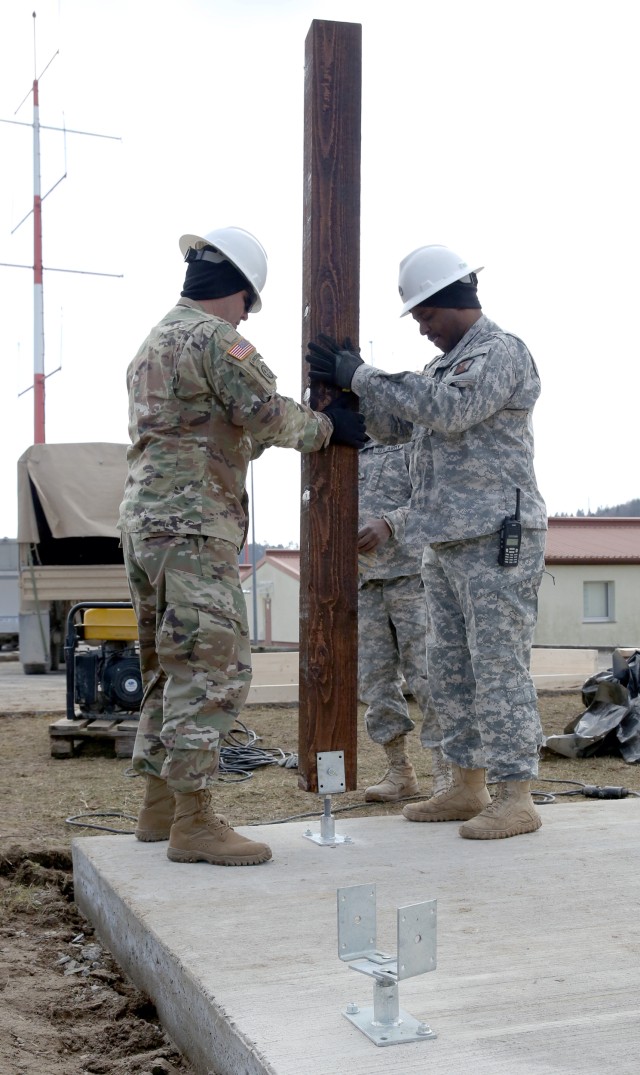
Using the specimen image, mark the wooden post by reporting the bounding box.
[298,19,362,793]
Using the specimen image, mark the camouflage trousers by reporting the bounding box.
[358,573,442,748]
[422,529,546,781]
[121,532,251,792]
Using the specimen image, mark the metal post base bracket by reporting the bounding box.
[303,752,352,846]
[337,883,437,1047]
[343,1003,436,1047]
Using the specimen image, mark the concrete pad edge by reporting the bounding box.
[72,839,278,1075]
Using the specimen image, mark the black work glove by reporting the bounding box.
[306,334,364,389]
[324,395,367,448]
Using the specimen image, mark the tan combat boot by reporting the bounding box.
[167,790,272,866]
[459,780,542,840]
[431,745,452,797]
[365,735,419,802]
[402,763,491,822]
[135,774,175,842]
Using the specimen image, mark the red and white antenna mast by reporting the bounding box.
[32,48,45,443]
[0,11,122,444]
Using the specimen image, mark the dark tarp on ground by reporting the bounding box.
[543,650,640,763]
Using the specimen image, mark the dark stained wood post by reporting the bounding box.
[298,20,362,793]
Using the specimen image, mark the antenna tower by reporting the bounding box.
[0,11,122,443]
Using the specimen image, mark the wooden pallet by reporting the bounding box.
[49,716,139,759]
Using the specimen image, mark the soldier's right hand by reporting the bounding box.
[324,397,367,448]
[358,518,392,552]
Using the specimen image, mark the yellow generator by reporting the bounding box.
[64,601,143,720]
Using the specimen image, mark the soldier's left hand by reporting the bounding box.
[307,334,363,389]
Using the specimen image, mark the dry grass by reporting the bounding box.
[1,692,638,848]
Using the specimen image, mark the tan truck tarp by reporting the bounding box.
[17,443,128,542]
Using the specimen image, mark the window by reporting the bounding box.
[583,581,615,622]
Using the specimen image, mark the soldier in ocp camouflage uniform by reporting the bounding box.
[307,244,548,841]
[358,438,448,802]
[118,226,365,867]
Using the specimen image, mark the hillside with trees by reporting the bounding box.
[553,498,640,518]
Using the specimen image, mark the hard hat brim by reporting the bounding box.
[179,233,209,256]
[399,265,484,317]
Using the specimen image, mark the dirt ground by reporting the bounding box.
[1,691,639,1075]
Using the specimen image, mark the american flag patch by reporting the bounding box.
[227,338,256,361]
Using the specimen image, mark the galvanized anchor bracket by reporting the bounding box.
[303,750,352,846]
[337,882,437,1046]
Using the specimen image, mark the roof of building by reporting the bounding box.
[239,548,301,581]
[546,517,640,563]
[258,549,301,579]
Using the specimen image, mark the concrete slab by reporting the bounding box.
[73,800,640,1075]
[530,646,599,690]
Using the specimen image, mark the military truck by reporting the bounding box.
[17,442,130,674]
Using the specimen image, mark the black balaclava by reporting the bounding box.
[181,246,250,301]
[422,272,481,309]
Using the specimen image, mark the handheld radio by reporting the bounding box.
[498,488,521,567]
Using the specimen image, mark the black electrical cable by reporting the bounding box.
[65,720,297,830]
[217,719,296,781]
[526,777,640,803]
[65,811,137,834]
[246,778,640,827]
[65,727,640,832]
[246,799,416,826]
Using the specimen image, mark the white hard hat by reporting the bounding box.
[179,226,268,312]
[398,244,483,317]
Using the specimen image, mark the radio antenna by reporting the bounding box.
[0,11,123,444]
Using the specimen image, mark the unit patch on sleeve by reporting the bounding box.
[453,358,475,376]
[444,348,488,387]
[219,328,276,392]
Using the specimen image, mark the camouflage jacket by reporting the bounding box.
[351,314,548,544]
[118,298,332,548]
[358,439,421,582]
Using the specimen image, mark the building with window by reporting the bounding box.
[534,517,640,653]
[241,520,640,659]
[240,549,301,647]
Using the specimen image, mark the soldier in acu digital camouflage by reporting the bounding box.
[307,244,548,841]
[358,437,448,803]
[118,226,365,867]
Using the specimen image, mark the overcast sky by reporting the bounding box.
[1,0,637,545]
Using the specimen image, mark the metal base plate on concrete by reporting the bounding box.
[303,828,352,846]
[343,1006,437,1046]
[303,757,352,844]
